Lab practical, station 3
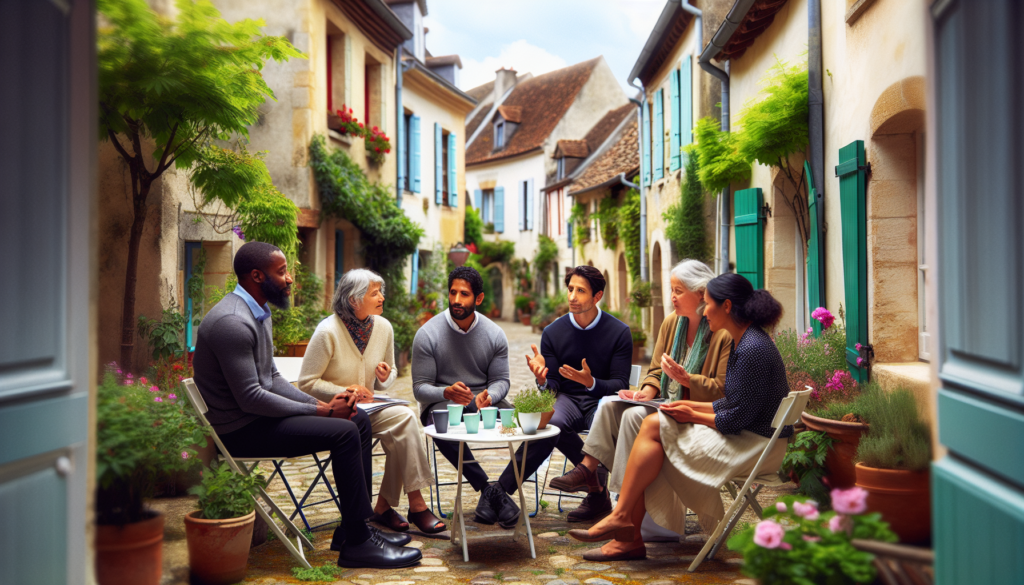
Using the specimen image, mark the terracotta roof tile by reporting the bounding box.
[569,118,639,195]
[467,58,601,166]
[555,140,589,158]
[466,107,491,141]
[465,80,494,103]
[717,0,791,62]
[582,104,634,155]
[496,105,522,123]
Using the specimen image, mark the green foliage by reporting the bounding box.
[137,301,189,361]
[464,255,496,315]
[594,197,620,249]
[533,234,560,280]
[736,58,810,168]
[514,294,536,313]
[207,274,238,307]
[775,320,848,395]
[629,280,652,308]
[618,190,642,282]
[512,387,557,414]
[188,461,266,520]
[291,564,348,582]
[96,368,207,525]
[693,116,751,194]
[185,247,208,325]
[464,206,484,246]
[477,240,516,265]
[309,134,423,284]
[235,179,301,261]
[856,388,931,471]
[569,203,591,252]
[664,148,710,263]
[728,493,897,585]
[780,431,835,505]
[270,264,328,353]
[531,291,568,328]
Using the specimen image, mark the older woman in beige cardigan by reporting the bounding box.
[299,269,444,534]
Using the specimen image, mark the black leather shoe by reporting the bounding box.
[473,484,500,524]
[329,523,413,551]
[494,488,521,529]
[337,531,422,569]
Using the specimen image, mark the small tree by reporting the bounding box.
[664,147,710,263]
[99,0,304,371]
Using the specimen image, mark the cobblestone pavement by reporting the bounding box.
[154,320,796,584]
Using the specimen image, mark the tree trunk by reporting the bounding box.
[119,180,151,372]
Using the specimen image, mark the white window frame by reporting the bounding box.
[495,119,505,148]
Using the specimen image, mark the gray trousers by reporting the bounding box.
[581,401,654,493]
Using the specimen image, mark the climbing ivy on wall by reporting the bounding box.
[618,189,642,283]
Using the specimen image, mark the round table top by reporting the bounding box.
[424,423,560,443]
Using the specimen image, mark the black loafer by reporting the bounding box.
[494,489,521,529]
[329,523,412,551]
[473,484,500,524]
[337,531,422,569]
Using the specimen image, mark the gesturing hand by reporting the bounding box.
[559,358,595,389]
[474,390,492,411]
[659,401,694,424]
[525,344,548,385]
[443,381,473,406]
[661,353,691,388]
[375,362,391,383]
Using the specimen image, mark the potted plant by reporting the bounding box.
[853,387,932,544]
[184,461,267,584]
[328,105,365,138]
[629,326,647,363]
[514,294,534,326]
[728,488,897,585]
[271,264,328,357]
[95,367,207,585]
[512,387,557,435]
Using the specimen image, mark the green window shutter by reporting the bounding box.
[494,186,505,233]
[804,160,825,336]
[434,123,443,205]
[669,69,681,172]
[410,115,421,193]
[448,133,457,207]
[837,140,869,383]
[642,101,651,185]
[680,55,692,147]
[653,89,664,181]
[734,188,764,289]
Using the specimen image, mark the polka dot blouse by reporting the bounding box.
[712,325,793,438]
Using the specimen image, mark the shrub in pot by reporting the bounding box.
[95,367,207,585]
[854,387,932,544]
[185,462,267,584]
[512,387,557,434]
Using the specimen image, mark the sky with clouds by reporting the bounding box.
[422,0,666,93]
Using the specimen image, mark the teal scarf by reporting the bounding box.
[660,315,711,401]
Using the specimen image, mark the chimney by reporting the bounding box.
[494,67,518,102]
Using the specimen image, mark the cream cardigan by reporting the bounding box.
[298,314,397,402]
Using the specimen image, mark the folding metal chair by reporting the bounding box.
[688,388,813,572]
[182,378,315,569]
[285,439,389,531]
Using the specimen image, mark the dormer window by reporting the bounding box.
[493,105,522,152]
[556,157,566,180]
[495,119,505,148]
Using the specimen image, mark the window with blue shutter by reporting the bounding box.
[642,101,651,186]
[410,115,421,193]
[526,178,534,230]
[734,188,765,289]
[680,55,692,148]
[494,186,505,233]
[653,89,664,181]
[669,69,681,172]
[448,133,457,207]
[410,250,419,295]
[474,188,482,212]
[434,123,443,205]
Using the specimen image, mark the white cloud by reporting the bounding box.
[458,39,569,91]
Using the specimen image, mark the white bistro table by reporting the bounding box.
[424,422,560,562]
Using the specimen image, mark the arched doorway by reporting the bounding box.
[617,253,628,313]
[651,242,664,330]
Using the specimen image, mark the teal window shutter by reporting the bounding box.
[804,160,825,337]
[837,140,868,383]
[494,186,505,233]
[642,100,651,185]
[653,89,664,181]
[410,250,419,295]
[669,69,681,172]
[474,188,482,210]
[734,188,765,289]
[410,115,421,193]
[448,133,458,206]
[526,178,534,230]
[680,55,692,147]
[434,123,443,205]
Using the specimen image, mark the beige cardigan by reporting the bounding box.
[298,314,397,402]
[641,312,732,403]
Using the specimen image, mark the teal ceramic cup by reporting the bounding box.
[447,403,465,426]
[463,412,480,434]
[481,407,498,429]
[499,408,515,427]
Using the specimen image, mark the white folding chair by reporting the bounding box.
[182,378,315,569]
[688,388,813,573]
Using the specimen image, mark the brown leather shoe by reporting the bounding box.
[549,464,600,493]
[567,489,612,523]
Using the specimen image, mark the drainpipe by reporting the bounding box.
[807,0,826,307]
[679,1,702,61]
[628,90,648,283]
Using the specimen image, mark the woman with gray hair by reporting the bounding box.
[547,259,732,550]
[299,269,445,534]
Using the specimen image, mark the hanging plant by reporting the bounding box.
[329,104,365,137]
[365,126,391,165]
[629,280,652,307]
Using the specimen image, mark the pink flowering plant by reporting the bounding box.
[96,365,208,526]
[728,489,897,585]
[774,305,854,412]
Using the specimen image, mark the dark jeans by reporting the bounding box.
[219,410,375,547]
[433,393,598,495]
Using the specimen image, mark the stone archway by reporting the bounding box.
[617,253,628,313]
[867,76,926,362]
[651,241,665,330]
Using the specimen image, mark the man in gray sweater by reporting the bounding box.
[412,267,520,528]
[193,242,420,569]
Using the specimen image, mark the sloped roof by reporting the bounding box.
[497,105,522,123]
[581,103,634,156]
[569,118,639,195]
[467,58,601,166]
[714,0,791,62]
[628,1,695,86]
[465,80,494,103]
[555,139,589,158]
[466,107,491,142]
[426,54,462,68]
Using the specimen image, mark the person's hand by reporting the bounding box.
[660,401,695,424]
[634,384,659,401]
[661,353,691,388]
[327,393,359,420]
[375,362,391,383]
[346,384,374,403]
[525,344,548,385]
[559,358,595,389]
[443,381,473,406]
[474,391,492,411]
[617,390,636,400]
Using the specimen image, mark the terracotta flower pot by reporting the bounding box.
[539,410,555,430]
[95,511,165,585]
[184,510,256,585]
[800,412,869,489]
[855,463,931,544]
[285,341,309,358]
[519,314,532,326]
